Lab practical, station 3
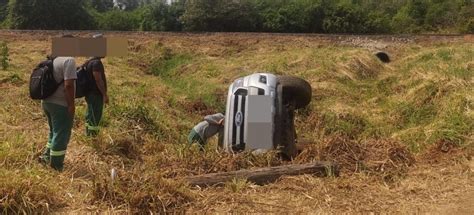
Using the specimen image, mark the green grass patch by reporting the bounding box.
[322,112,369,139]
[393,102,436,128]
[398,128,427,152]
[429,95,473,146]
[436,49,453,61]
[429,111,473,145]
[149,52,224,110]
[376,76,398,96]
[445,67,472,80]
[150,50,192,77]
[420,52,434,61]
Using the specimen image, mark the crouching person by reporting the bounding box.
[188,113,225,149]
[39,56,77,171]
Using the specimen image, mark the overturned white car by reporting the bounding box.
[221,73,312,158]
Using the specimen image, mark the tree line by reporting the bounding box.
[0,0,472,33]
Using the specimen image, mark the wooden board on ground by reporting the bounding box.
[185,161,338,187]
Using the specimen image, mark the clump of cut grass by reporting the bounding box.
[316,135,414,180]
[0,73,22,85]
[0,169,66,213]
[92,168,195,213]
[375,76,399,96]
[85,134,144,161]
[336,51,384,81]
[109,103,164,138]
[0,134,34,169]
[419,138,472,164]
[163,144,283,177]
[350,58,381,79]
[225,178,251,193]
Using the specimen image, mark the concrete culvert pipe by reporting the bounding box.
[375,51,390,63]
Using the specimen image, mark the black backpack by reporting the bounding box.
[75,58,100,98]
[75,64,90,98]
[29,57,63,100]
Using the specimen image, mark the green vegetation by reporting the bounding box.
[6,0,94,30]
[0,40,8,70]
[0,0,473,33]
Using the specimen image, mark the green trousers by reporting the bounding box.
[85,93,104,136]
[40,102,74,171]
[188,129,205,147]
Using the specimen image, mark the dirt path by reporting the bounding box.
[433,191,474,215]
[430,159,474,214]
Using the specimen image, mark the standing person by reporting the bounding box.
[84,34,108,136]
[188,113,225,148]
[39,55,77,171]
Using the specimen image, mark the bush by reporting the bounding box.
[96,9,141,31]
[181,0,260,32]
[0,0,7,22]
[260,1,311,33]
[391,6,420,33]
[462,18,474,33]
[322,3,369,33]
[7,0,95,30]
[365,11,392,33]
[0,0,472,33]
[140,2,184,31]
[91,0,114,12]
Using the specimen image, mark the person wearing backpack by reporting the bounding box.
[83,34,108,136]
[37,54,77,171]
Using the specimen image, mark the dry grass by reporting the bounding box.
[0,169,66,213]
[0,31,472,213]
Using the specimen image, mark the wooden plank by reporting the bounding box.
[185,161,339,187]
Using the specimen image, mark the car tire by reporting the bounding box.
[277,76,312,109]
[280,104,298,159]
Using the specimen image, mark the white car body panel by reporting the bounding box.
[223,73,277,152]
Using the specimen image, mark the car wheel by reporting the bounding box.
[277,76,312,109]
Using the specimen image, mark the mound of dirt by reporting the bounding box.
[106,137,143,160]
[419,140,472,164]
[338,55,384,80]
[184,99,217,116]
[350,58,382,79]
[319,136,414,176]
